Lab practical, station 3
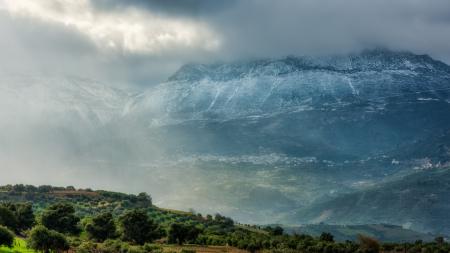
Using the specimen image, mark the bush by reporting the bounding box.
[27,225,70,253]
[358,234,380,253]
[0,206,18,230]
[41,203,80,234]
[2,203,35,232]
[320,232,334,242]
[168,223,201,245]
[180,249,196,253]
[85,212,116,242]
[119,209,163,245]
[143,243,163,253]
[0,225,14,248]
[76,241,97,253]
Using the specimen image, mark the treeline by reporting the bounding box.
[0,185,449,253]
[0,184,152,204]
[0,184,153,217]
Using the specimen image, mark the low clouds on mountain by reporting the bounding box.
[1,0,450,86]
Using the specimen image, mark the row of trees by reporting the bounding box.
[0,201,203,253]
[1,200,449,253]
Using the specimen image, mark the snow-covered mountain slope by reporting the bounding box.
[129,50,450,124]
[2,50,450,231]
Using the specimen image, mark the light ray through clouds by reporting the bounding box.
[1,0,220,54]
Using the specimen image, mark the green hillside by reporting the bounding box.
[0,184,448,253]
[283,224,435,243]
[286,168,450,235]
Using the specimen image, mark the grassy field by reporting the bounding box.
[0,238,248,253]
[161,244,248,253]
[0,238,36,253]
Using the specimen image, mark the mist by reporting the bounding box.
[2,0,450,225]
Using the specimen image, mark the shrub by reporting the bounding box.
[319,232,334,242]
[0,206,18,230]
[168,223,201,245]
[119,209,163,245]
[0,225,14,248]
[180,249,196,253]
[41,203,80,234]
[85,212,116,242]
[27,225,69,253]
[358,234,380,253]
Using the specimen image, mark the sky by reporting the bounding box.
[1,0,450,88]
[1,0,450,220]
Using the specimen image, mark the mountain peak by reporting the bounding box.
[168,49,448,83]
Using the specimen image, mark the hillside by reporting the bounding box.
[0,184,440,243]
[283,224,435,243]
[285,168,450,235]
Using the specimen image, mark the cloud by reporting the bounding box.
[1,0,450,87]
[1,0,220,54]
[91,0,236,17]
[208,0,450,63]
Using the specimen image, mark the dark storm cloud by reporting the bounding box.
[205,0,450,63]
[91,0,236,17]
[2,0,450,88]
[90,0,450,64]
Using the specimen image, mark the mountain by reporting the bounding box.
[126,49,450,161]
[131,49,450,123]
[284,168,450,235]
[1,50,450,233]
[283,223,436,242]
[116,50,450,229]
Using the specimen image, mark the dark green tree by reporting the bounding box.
[168,223,201,245]
[3,203,35,232]
[119,209,162,245]
[0,226,14,248]
[27,225,69,253]
[85,212,117,242]
[0,206,17,230]
[265,226,284,236]
[435,236,444,244]
[320,232,334,242]
[41,203,80,234]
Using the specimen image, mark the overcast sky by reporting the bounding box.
[1,0,450,88]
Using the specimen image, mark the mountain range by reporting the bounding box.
[1,49,449,235]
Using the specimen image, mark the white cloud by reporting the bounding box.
[1,0,220,54]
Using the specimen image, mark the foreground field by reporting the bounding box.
[0,239,36,253]
[161,245,248,253]
[0,239,247,253]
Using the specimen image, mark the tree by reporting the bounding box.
[168,223,201,245]
[320,232,334,242]
[119,209,162,244]
[358,234,380,253]
[85,212,117,242]
[41,203,80,234]
[0,226,14,248]
[137,192,152,204]
[3,203,35,232]
[27,225,69,253]
[265,226,284,236]
[0,206,17,230]
[213,214,234,228]
[435,236,444,244]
